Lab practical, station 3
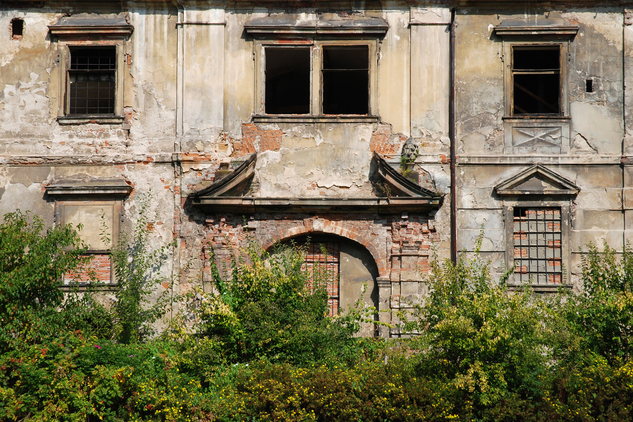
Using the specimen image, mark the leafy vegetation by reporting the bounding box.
[1,213,633,421]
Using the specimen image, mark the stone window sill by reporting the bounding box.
[502,115,571,121]
[57,115,125,125]
[252,115,380,124]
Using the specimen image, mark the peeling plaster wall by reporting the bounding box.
[454,6,628,287]
[9,0,631,334]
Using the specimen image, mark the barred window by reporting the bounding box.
[68,47,116,115]
[513,207,562,284]
[302,241,340,316]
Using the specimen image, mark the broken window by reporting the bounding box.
[513,207,562,285]
[512,46,561,115]
[260,43,374,116]
[11,18,23,40]
[68,47,116,115]
[265,48,311,114]
[322,46,369,115]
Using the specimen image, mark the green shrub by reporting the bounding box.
[0,211,108,352]
[182,239,362,368]
[399,246,563,417]
[106,194,174,344]
[563,241,633,364]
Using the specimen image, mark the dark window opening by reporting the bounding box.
[265,48,310,114]
[586,79,593,93]
[513,207,562,285]
[512,47,560,115]
[322,46,369,115]
[11,18,24,40]
[68,47,116,115]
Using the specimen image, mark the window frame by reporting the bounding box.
[253,39,379,121]
[503,41,570,118]
[57,42,125,123]
[511,45,562,116]
[66,46,118,116]
[56,200,122,285]
[503,202,572,291]
[49,17,133,125]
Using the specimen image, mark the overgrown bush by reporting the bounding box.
[0,211,108,352]
[398,245,567,417]
[179,239,362,370]
[2,212,633,421]
[563,241,633,363]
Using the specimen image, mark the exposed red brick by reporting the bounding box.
[235,123,283,157]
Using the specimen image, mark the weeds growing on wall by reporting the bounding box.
[105,194,174,344]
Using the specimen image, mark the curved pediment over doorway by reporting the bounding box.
[189,152,443,214]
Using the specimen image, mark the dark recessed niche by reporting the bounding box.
[11,18,24,40]
[586,79,593,93]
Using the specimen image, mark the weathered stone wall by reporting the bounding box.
[455,5,629,288]
[3,0,629,335]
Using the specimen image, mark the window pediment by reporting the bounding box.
[493,20,578,39]
[189,153,443,214]
[245,15,388,36]
[494,165,579,196]
[49,15,133,40]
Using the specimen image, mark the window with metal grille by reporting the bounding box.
[68,47,116,115]
[513,207,562,284]
[302,241,340,316]
[512,46,561,115]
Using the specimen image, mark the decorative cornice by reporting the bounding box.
[49,16,133,40]
[245,16,388,36]
[46,179,132,197]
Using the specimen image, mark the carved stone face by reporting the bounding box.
[402,140,418,162]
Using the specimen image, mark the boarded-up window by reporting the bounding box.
[302,241,340,316]
[513,207,562,284]
[60,202,118,284]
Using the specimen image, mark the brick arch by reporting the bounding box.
[259,222,386,278]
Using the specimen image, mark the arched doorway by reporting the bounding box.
[279,234,379,337]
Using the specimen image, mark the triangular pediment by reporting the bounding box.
[494,165,579,196]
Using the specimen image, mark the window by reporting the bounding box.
[322,46,369,115]
[265,48,311,114]
[246,16,386,120]
[45,179,132,285]
[68,47,116,115]
[493,23,578,153]
[11,18,23,40]
[303,241,341,316]
[512,46,561,115]
[260,43,373,117]
[513,207,562,285]
[49,15,132,124]
[60,202,117,284]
